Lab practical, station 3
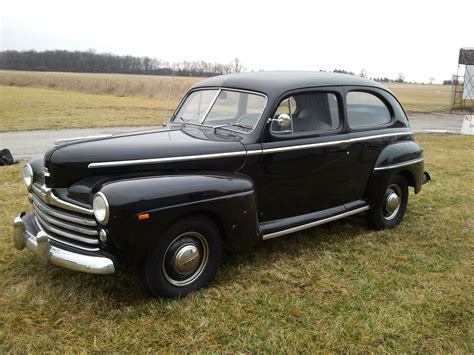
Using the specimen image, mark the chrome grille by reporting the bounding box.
[31,185,100,251]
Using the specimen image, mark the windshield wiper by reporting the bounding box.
[173,117,251,136]
[173,116,217,129]
[214,123,253,133]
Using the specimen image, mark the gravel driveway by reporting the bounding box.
[0,113,466,161]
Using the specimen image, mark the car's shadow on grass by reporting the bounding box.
[223,213,371,266]
[11,214,372,305]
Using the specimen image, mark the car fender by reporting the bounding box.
[368,140,425,201]
[99,173,258,264]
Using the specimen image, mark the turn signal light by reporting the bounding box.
[138,213,150,220]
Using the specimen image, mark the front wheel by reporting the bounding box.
[141,216,222,298]
[366,174,408,230]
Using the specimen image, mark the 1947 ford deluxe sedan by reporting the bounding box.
[13,71,431,298]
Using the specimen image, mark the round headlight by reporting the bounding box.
[93,192,109,224]
[22,164,33,190]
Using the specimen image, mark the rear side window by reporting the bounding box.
[347,91,391,127]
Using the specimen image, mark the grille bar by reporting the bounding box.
[32,194,96,227]
[34,205,98,236]
[35,215,99,245]
[33,217,100,252]
[31,184,100,250]
[32,184,93,215]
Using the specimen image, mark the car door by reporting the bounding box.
[344,88,400,201]
[255,89,351,222]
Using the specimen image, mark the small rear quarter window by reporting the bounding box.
[347,91,391,127]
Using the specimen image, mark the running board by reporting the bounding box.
[262,205,370,241]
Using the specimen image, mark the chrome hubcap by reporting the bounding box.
[383,184,402,220]
[163,232,209,287]
[173,245,201,275]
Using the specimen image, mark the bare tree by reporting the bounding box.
[396,72,405,83]
[0,50,238,77]
[429,76,435,85]
[232,58,243,73]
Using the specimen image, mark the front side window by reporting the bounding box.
[271,92,340,134]
[174,89,267,133]
[347,91,391,127]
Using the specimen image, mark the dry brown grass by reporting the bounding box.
[0,70,201,101]
[1,71,455,113]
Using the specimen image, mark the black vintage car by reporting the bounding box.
[13,71,431,298]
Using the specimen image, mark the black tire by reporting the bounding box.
[141,215,222,298]
[366,174,408,230]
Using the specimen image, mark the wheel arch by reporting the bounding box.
[166,210,229,248]
[398,169,416,189]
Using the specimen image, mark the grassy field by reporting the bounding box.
[0,70,200,100]
[0,135,472,352]
[0,86,177,131]
[0,71,455,131]
[386,83,452,112]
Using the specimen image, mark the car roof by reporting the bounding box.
[191,71,389,97]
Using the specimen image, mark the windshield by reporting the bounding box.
[173,89,267,133]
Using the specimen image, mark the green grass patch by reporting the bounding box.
[0,85,178,131]
[386,83,452,113]
[1,135,473,352]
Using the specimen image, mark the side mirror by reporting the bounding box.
[270,113,293,133]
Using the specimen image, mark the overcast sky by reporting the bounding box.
[1,0,472,83]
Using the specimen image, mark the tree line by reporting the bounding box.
[0,50,243,77]
[0,50,452,84]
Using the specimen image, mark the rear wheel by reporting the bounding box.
[367,174,408,230]
[141,216,222,298]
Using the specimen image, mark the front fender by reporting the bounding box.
[100,173,258,264]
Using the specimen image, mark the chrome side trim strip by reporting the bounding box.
[349,131,413,143]
[55,134,112,146]
[261,132,414,155]
[87,132,414,169]
[262,206,370,241]
[262,139,348,154]
[374,157,424,171]
[88,151,247,168]
[246,149,264,156]
[32,184,94,215]
[32,194,97,227]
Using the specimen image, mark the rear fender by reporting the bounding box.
[368,140,424,202]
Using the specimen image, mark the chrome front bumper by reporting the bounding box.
[13,213,115,274]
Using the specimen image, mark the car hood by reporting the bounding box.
[44,126,248,188]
